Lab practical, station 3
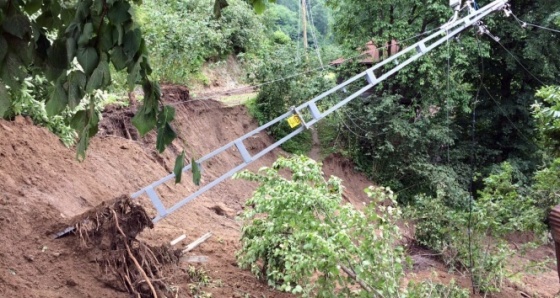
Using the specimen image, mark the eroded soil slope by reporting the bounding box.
[0,86,293,297]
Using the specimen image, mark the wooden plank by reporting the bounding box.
[170,234,187,246]
[182,232,212,253]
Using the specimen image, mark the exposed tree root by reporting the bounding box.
[70,195,181,297]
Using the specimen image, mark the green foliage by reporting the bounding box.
[264,0,331,45]
[250,45,333,154]
[325,0,559,203]
[532,158,560,210]
[0,0,178,165]
[272,30,291,44]
[406,280,469,298]
[139,0,266,84]
[409,163,545,293]
[530,85,560,211]
[533,86,560,157]
[478,162,545,236]
[234,156,405,296]
[8,76,76,146]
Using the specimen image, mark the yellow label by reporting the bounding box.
[287,115,301,128]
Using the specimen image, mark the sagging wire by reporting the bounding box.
[490,38,545,85]
[511,11,560,34]
[306,0,324,69]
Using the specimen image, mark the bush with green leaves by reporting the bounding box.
[7,76,76,146]
[406,280,469,298]
[234,155,472,297]
[409,162,545,293]
[530,85,560,211]
[234,156,405,296]
[532,158,560,210]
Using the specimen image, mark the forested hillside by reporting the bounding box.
[1,0,559,296]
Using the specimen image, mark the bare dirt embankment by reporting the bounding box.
[0,84,558,297]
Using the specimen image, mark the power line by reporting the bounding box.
[511,12,560,34]
[306,0,324,69]
[489,37,545,85]
[479,82,541,150]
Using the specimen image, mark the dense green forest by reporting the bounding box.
[1,0,559,295]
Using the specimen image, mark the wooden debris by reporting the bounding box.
[182,232,212,253]
[170,234,187,246]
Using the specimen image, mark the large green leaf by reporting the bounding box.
[76,46,99,76]
[65,37,76,63]
[108,1,131,24]
[156,106,177,152]
[131,107,157,136]
[67,70,86,109]
[0,52,25,88]
[123,28,141,58]
[126,58,141,90]
[73,109,100,161]
[110,46,129,70]
[77,22,94,46]
[157,105,175,126]
[0,82,9,117]
[156,125,177,152]
[75,0,92,21]
[35,11,54,29]
[70,110,87,132]
[100,58,111,86]
[2,14,31,39]
[99,25,114,51]
[24,0,42,14]
[65,22,80,40]
[46,82,68,116]
[112,24,124,46]
[86,63,104,92]
[173,150,186,183]
[9,36,32,65]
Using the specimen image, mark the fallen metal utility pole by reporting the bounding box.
[55,0,510,238]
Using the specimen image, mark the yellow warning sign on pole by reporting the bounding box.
[287,115,301,128]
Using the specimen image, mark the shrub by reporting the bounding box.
[234,156,405,296]
[409,162,545,293]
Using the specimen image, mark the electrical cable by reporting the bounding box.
[511,12,560,34]
[490,37,545,85]
[296,0,302,63]
[479,82,543,151]
[306,0,324,69]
